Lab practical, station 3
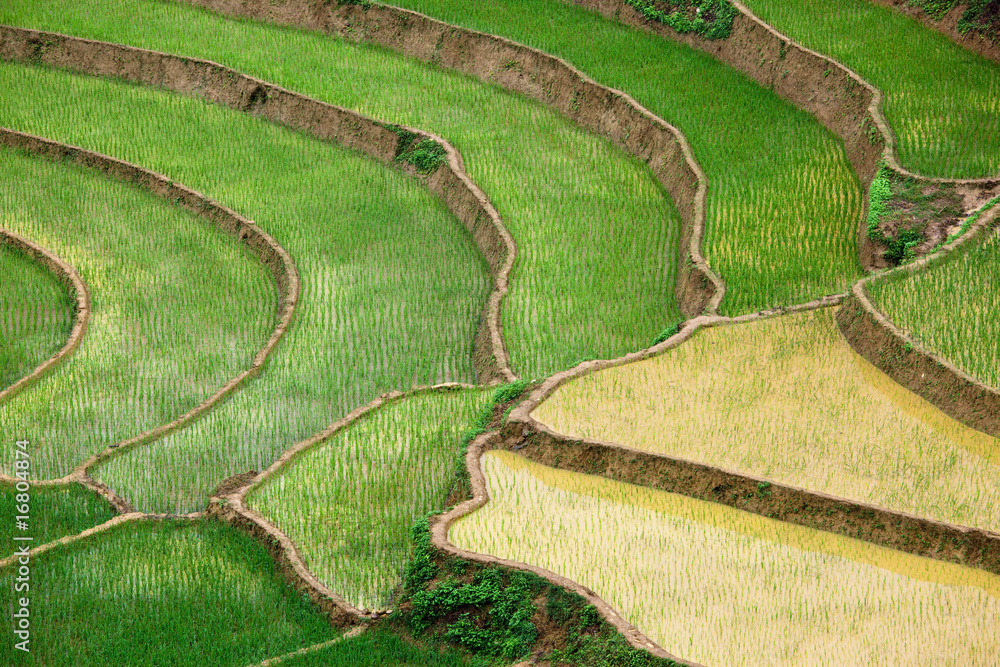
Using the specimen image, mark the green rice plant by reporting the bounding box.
[2,0,684,378]
[0,243,74,391]
[0,483,116,552]
[534,307,1000,532]
[0,148,275,479]
[742,0,1000,179]
[271,626,489,667]
[347,0,864,314]
[248,388,491,610]
[868,224,1000,389]
[451,450,1000,666]
[0,518,340,665]
[0,64,491,511]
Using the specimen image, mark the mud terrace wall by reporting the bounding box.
[869,0,1000,64]
[837,203,1000,439]
[0,25,515,383]
[181,0,722,316]
[0,229,90,404]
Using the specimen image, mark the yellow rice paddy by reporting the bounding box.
[450,451,1000,666]
[532,307,1000,532]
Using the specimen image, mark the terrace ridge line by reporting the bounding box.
[0,125,301,485]
[0,228,90,405]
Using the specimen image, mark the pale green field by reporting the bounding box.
[869,225,1000,389]
[0,148,275,479]
[2,0,684,378]
[534,307,1000,532]
[249,388,490,610]
[0,64,487,507]
[451,450,1000,666]
[0,242,74,391]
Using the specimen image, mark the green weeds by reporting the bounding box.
[624,0,737,39]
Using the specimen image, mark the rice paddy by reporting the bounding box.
[742,0,1000,179]
[0,242,74,392]
[533,307,1000,532]
[356,0,864,315]
[2,0,684,378]
[868,225,1000,389]
[0,483,115,552]
[450,450,1000,666]
[1,0,993,662]
[0,147,275,480]
[0,518,340,666]
[248,388,491,610]
[0,63,492,512]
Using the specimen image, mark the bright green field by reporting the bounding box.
[0,63,491,512]
[248,388,490,610]
[370,0,863,314]
[271,627,487,667]
[0,243,74,392]
[2,0,684,378]
[0,148,275,479]
[0,483,116,553]
[0,519,340,666]
[742,0,1000,179]
[868,225,1000,389]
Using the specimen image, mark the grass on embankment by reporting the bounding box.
[364,0,863,315]
[0,483,116,553]
[0,63,491,512]
[742,0,1000,179]
[0,148,275,480]
[534,307,1000,532]
[249,388,491,611]
[2,0,685,379]
[0,518,340,666]
[868,224,1000,389]
[451,450,1000,666]
[0,243,74,392]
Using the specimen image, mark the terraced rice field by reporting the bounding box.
[868,224,1000,389]
[451,451,1000,667]
[369,0,864,315]
[742,0,1000,178]
[0,243,73,391]
[534,308,1000,531]
[0,147,276,479]
[1,0,685,379]
[2,0,998,663]
[248,388,491,610]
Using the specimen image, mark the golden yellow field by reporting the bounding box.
[450,451,1000,666]
[533,307,1000,532]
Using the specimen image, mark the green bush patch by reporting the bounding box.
[625,0,737,39]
